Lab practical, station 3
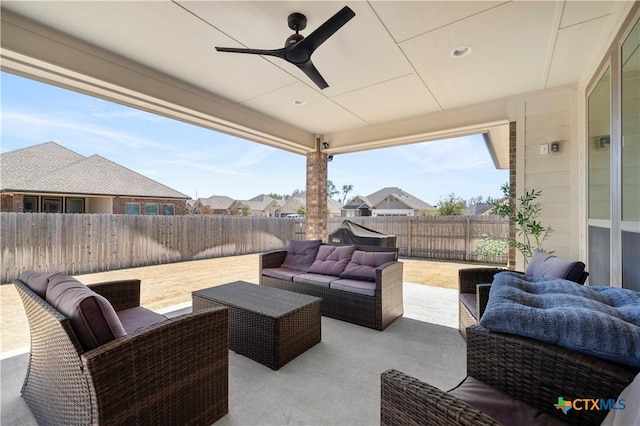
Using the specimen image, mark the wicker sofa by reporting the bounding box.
[458,250,588,338]
[259,240,403,330]
[14,271,229,426]
[381,325,639,426]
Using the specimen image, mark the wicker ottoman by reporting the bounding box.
[192,281,321,370]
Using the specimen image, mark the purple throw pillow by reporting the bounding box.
[282,239,322,272]
[308,245,356,276]
[340,251,397,282]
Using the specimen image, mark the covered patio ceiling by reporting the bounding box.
[0,1,628,169]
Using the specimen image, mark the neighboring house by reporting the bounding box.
[466,197,508,216]
[279,193,342,218]
[342,187,436,217]
[238,194,282,217]
[192,195,240,215]
[193,194,283,216]
[327,198,343,217]
[1,142,190,215]
[466,203,493,216]
[279,195,306,217]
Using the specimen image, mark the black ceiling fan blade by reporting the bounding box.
[297,6,355,54]
[297,60,329,89]
[215,46,286,60]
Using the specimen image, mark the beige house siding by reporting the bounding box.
[515,89,582,269]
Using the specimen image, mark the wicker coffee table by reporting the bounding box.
[192,281,321,370]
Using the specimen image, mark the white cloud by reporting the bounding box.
[148,158,251,177]
[1,110,167,151]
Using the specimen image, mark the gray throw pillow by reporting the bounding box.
[525,250,585,283]
[46,273,126,351]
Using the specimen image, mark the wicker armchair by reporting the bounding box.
[458,267,506,338]
[381,325,639,426]
[458,252,588,338]
[14,277,229,426]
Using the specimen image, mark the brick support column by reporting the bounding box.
[508,121,517,270]
[306,139,327,241]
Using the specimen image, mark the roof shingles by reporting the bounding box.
[1,142,189,199]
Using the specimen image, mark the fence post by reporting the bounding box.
[465,216,470,261]
[407,218,412,257]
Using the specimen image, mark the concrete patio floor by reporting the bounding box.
[1,254,488,353]
[1,254,494,424]
[1,282,465,425]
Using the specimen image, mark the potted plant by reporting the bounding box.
[479,183,553,266]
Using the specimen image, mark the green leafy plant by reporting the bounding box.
[474,235,508,261]
[481,183,553,265]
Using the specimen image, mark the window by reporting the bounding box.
[23,196,38,212]
[66,198,85,213]
[162,204,175,215]
[144,203,159,215]
[588,68,611,221]
[125,202,140,215]
[587,11,639,290]
[621,18,639,223]
[42,197,62,213]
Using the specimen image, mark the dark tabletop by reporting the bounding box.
[193,281,321,318]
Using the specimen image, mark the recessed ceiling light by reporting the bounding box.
[292,99,306,106]
[451,45,472,58]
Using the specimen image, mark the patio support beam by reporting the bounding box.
[305,137,328,241]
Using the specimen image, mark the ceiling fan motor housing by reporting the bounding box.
[288,12,307,32]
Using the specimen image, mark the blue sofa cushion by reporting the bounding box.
[525,250,585,283]
[282,239,322,272]
[480,271,640,367]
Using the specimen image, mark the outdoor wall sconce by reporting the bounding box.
[550,141,560,152]
[327,155,334,162]
[599,136,611,148]
[322,142,329,150]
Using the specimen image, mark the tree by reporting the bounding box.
[436,193,466,216]
[297,206,306,216]
[240,204,251,216]
[327,180,340,199]
[341,184,353,204]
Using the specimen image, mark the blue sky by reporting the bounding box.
[1,72,507,205]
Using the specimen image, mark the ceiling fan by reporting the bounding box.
[215,6,355,89]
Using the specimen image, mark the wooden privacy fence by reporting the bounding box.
[0,213,508,283]
[0,213,297,283]
[322,216,508,264]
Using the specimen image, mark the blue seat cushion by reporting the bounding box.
[480,271,640,367]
